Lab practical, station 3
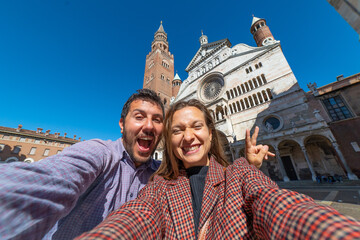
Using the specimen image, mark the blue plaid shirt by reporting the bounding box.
[0,138,160,240]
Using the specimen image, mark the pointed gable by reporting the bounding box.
[185,38,231,72]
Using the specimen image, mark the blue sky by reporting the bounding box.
[0,0,359,141]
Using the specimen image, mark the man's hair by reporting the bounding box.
[153,99,228,180]
[121,89,165,120]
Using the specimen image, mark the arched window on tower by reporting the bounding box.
[226,91,230,99]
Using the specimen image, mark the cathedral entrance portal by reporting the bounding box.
[280,156,298,180]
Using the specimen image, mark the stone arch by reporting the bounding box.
[252,78,258,88]
[253,94,259,105]
[257,76,262,85]
[226,91,230,99]
[236,101,241,112]
[304,135,346,177]
[232,102,237,113]
[257,92,264,103]
[240,99,245,110]
[237,86,241,95]
[241,84,246,93]
[278,140,310,180]
[215,105,225,120]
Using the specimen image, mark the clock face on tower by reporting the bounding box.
[200,74,224,102]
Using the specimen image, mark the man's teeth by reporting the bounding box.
[184,146,199,151]
[139,137,152,141]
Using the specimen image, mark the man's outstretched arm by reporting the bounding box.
[0,139,108,240]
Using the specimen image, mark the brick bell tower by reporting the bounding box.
[143,21,174,110]
[250,16,275,47]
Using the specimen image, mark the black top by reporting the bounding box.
[185,165,209,236]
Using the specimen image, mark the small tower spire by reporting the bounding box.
[199,30,208,45]
[250,16,275,47]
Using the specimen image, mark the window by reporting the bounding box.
[29,147,37,155]
[2,135,9,140]
[13,146,22,154]
[43,149,50,156]
[322,96,353,121]
[57,150,62,154]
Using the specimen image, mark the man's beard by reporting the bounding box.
[122,128,158,165]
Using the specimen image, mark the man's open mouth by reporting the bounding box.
[137,137,154,152]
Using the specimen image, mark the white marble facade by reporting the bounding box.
[172,29,357,181]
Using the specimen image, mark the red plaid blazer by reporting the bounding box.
[76,157,360,239]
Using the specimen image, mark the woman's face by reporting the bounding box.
[170,106,212,168]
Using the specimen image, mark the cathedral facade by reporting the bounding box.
[144,17,358,181]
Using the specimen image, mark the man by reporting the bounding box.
[0,89,270,239]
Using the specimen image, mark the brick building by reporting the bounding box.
[0,125,80,163]
[307,73,360,176]
[143,21,177,110]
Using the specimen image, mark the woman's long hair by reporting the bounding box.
[153,99,229,180]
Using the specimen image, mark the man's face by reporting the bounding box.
[119,99,164,167]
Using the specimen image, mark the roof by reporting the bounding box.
[173,73,181,80]
[185,38,231,72]
[251,16,264,27]
[0,126,80,143]
[313,73,360,96]
[156,21,165,33]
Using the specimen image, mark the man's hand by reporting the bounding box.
[245,126,275,169]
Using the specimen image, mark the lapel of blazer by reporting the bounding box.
[199,156,225,230]
[166,175,196,239]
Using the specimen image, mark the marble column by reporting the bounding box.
[274,147,290,182]
[332,142,359,180]
[300,146,317,181]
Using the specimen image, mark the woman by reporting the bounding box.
[77,99,360,239]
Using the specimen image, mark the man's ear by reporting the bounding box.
[119,118,124,134]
